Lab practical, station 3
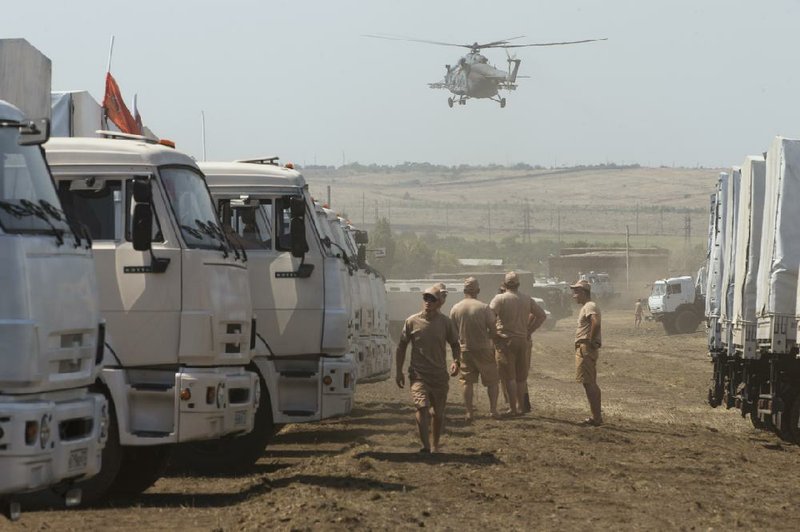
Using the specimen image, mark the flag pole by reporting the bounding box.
[106,35,115,73]
[201,110,207,162]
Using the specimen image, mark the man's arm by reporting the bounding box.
[528,299,547,336]
[447,319,461,376]
[395,323,410,388]
[589,313,602,346]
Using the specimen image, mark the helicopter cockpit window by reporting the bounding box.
[218,198,273,250]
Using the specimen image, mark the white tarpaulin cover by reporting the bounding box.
[719,167,741,326]
[706,172,728,318]
[757,137,800,317]
[732,156,766,323]
[51,91,103,137]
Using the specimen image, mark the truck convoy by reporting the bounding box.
[647,275,705,334]
[44,135,261,500]
[705,142,800,443]
[0,101,108,519]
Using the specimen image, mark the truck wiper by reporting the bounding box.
[206,220,247,262]
[39,199,84,248]
[194,219,230,259]
[0,199,64,246]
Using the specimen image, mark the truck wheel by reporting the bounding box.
[788,394,800,443]
[170,373,274,474]
[72,393,123,505]
[662,317,677,335]
[674,309,700,334]
[108,445,171,498]
[750,412,766,430]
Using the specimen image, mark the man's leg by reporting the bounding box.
[516,380,527,412]
[583,383,602,423]
[505,379,518,414]
[431,393,447,452]
[415,407,431,451]
[487,383,499,416]
[463,382,475,420]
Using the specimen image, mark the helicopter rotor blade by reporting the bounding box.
[361,34,473,49]
[496,38,608,49]
[474,35,527,48]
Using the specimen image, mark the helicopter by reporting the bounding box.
[364,34,607,108]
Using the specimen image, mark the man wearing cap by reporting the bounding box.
[396,285,461,453]
[449,277,500,420]
[570,279,603,426]
[489,271,547,415]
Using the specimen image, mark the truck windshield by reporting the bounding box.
[160,166,227,250]
[0,127,70,236]
[651,283,666,297]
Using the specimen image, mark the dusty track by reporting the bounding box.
[11,310,800,530]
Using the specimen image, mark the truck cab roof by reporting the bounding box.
[44,136,197,169]
[200,161,306,190]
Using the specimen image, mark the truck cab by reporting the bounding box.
[44,135,259,500]
[0,101,107,518]
[200,160,356,444]
[648,275,703,334]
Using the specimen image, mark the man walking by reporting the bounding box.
[396,285,461,453]
[570,279,603,426]
[449,277,500,420]
[489,271,545,416]
[634,298,644,329]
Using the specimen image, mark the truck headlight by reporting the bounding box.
[25,420,39,446]
[40,414,51,449]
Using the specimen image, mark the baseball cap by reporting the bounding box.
[423,285,444,302]
[570,279,591,292]
[463,276,479,293]
[503,271,520,288]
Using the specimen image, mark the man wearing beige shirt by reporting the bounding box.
[570,279,603,426]
[489,271,546,416]
[449,277,500,420]
[396,285,461,453]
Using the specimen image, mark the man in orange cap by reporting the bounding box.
[396,284,461,453]
[570,279,603,426]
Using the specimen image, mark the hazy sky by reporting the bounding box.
[8,1,800,167]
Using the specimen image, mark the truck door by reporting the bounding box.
[58,177,182,366]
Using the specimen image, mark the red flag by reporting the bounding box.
[102,72,140,135]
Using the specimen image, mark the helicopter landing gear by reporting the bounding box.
[500,97,506,108]
[447,97,454,108]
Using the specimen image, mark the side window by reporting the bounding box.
[218,198,273,250]
[275,197,293,252]
[58,179,121,240]
[124,178,164,243]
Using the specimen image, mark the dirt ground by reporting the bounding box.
[10,310,800,531]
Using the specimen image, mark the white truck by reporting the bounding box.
[707,141,800,443]
[44,135,260,499]
[578,271,617,303]
[647,275,705,334]
[0,101,107,519]
[195,159,356,465]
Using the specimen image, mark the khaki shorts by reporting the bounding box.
[495,336,531,382]
[459,349,500,386]
[575,344,599,385]
[410,380,448,412]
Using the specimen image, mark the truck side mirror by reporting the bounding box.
[132,178,153,251]
[290,217,308,258]
[133,178,152,203]
[18,118,50,146]
[290,196,306,218]
[132,203,153,251]
[354,230,369,245]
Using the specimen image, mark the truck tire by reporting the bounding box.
[662,316,677,335]
[170,372,274,474]
[109,445,171,498]
[674,309,700,334]
[72,391,123,505]
[788,394,800,443]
